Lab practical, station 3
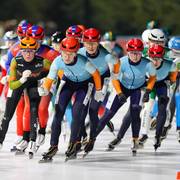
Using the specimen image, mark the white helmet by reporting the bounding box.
[141,29,151,44]
[3,31,18,41]
[148,28,166,42]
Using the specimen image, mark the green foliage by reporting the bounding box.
[0,0,179,35]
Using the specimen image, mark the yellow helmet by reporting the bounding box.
[20,37,38,49]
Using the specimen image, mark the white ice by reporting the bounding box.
[0,100,180,180]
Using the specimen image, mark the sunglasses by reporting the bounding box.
[21,49,36,53]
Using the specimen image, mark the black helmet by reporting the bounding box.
[51,31,65,43]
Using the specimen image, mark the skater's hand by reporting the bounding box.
[142,89,151,102]
[22,70,32,78]
[94,90,104,102]
[38,87,49,96]
[118,93,127,104]
[19,70,32,84]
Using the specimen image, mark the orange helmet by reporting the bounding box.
[20,37,38,49]
[60,37,80,52]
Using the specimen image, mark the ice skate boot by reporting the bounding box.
[150,117,157,130]
[131,139,139,156]
[36,134,45,152]
[154,136,161,151]
[107,121,115,136]
[15,140,28,155]
[65,142,78,162]
[83,139,96,158]
[81,135,88,147]
[10,136,23,152]
[161,124,172,141]
[106,137,121,151]
[177,131,180,143]
[138,134,148,148]
[27,141,36,159]
[39,146,58,163]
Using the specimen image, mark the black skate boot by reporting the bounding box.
[65,142,78,162]
[39,146,58,163]
[161,124,172,141]
[83,139,96,158]
[154,136,161,151]
[150,118,157,130]
[106,137,121,151]
[177,131,180,143]
[75,141,82,153]
[107,121,115,136]
[131,139,139,156]
[81,136,88,147]
[138,134,148,148]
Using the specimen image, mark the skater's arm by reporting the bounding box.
[146,75,156,90]
[85,62,102,90]
[9,59,24,89]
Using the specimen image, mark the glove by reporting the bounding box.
[94,90,104,102]
[38,87,49,96]
[0,76,8,85]
[19,70,32,84]
[118,93,127,104]
[142,89,151,103]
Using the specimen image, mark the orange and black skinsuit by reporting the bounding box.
[0,55,51,144]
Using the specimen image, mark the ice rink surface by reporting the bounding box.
[0,102,180,180]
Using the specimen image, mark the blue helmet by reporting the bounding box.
[168,36,180,50]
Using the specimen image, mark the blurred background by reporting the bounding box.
[0,0,179,36]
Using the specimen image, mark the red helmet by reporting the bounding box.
[26,25,44,40]
[60,37,80,52]
[148,44,165,58]
[82,28,101,42]
[16,20,32,38]
[66,25,83,38]
[126,38,144,51]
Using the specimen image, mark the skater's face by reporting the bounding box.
[149,40,165,48]
[83,42,99,55]
[21,49,36,62]
[151,58,162,68]
[61,51,76,64]
[128,51,142,63]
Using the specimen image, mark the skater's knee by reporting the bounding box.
[131,104,142,112]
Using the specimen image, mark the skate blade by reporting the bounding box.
[82,152,89,159]
[65,155,76,162]
[39,158,53,163]
[10,147,18,152]
[15,150,25,155]
[105,147,114,152]
[154,145,159,152]
[138,144,144,149]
